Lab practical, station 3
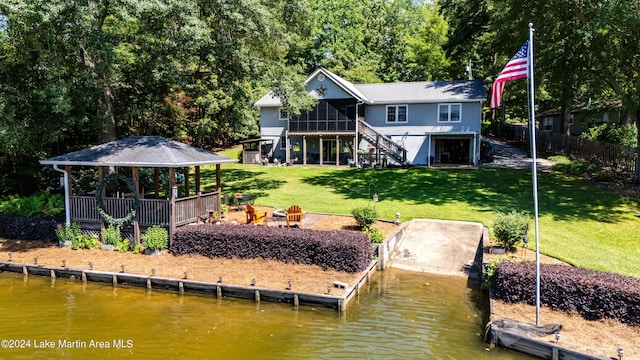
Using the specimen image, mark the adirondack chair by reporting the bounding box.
[285,205,304,228]
[245,204,267,226]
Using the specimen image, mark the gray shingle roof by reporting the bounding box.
[40,136,237,168]
[254,68,486,107]
[354,80,486,104]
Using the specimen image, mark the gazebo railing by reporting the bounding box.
[70,191,218,228]
[174,192,218,226]
[70,196,101,223]
[138,199,171,226]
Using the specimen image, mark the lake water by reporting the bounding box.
[0,268,533,359]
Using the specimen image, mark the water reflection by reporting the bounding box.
[0,269,533,359]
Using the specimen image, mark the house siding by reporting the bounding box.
[259,107,287,160]
[307,77,353,100]
[361,102,482,165]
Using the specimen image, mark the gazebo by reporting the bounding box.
[40,136,237,243]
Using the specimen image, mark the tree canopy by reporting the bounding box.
[1,0,639,193]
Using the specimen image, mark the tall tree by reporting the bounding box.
[439,0,492,80]
[0,1,102,193]
[571,0,640,181]
[306,0,449,83]
[490,0,640,181]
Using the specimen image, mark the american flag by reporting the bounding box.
[490,41,529,109]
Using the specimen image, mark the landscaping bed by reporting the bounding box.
[0,209,638,358]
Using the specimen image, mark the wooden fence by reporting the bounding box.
[509,124,636,174]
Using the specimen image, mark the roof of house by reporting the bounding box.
[40,136,237,168]
[254,67,486,107]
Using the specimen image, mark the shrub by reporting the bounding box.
[492,210,529,251]
[550,158,598,176]
[55,222,82,244]
[71,234,100,250]
[583,122,637,147]
[364,227,385,244]
[0,215,59,241]
[142,225,169,251]
[351,205,379,229]
[482,258,503,290]
[101,225,122,246]
[492,261,640,326]
[116,237,131,252]
[132,243,143,254]
[0,192,64,218]
[171,225,373,273]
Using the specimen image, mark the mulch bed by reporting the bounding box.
[0,208,398,296]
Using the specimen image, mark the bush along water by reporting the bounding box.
[142,225,169,251]
[101,224,122,246]
[493,261,640,326]
[351,205,379,229]
[364,227,384,244]
[491,210,529,251]
[0,215,59,241]
[171,225,373,273]
[55,223,83,245]
[351,204,386,244]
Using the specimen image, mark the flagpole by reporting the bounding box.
[527,22,541,327]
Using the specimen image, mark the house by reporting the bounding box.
[254,68,486,166]
[537,100,626,136]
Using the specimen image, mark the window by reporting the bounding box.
[542,117,553,131]
[280,135,287,150]
[438,104,461,123]
[386,105,408,123]
[279,108,288,120]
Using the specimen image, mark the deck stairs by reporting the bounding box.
[358,119,408,165]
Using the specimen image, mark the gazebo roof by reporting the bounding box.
[40,136,237,168]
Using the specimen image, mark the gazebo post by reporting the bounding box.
[195,166,201,193]
[132,167,141,245]
[153,168,160,197]
[216,164,222,211]
[168,167,176,246]
[184,167,190,197]
[195,166,201,219]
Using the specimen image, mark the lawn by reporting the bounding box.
[204,147,640,278]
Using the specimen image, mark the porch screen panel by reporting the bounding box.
[327,103,337,120]
[318,101,328,121]
[308,105,318,121]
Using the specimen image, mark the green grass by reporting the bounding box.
[214,147,640,278]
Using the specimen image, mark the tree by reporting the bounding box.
[439,0,492,80]
[490,0,640,182]
[0,1,103,193]
[305,0,449,83]
[569,1,640,182]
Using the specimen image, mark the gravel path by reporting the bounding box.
[481,137,555,170]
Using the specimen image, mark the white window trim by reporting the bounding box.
[279,108,288,120]
[385,105,408,123]
[437,103,462,123]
